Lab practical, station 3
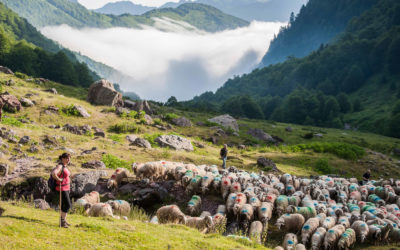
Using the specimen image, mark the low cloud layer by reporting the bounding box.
[41,20,284,101]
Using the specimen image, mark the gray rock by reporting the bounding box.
[155,135,193,151]
[123,100,136,109]
[285,127,293,132]
[132,138,152,149]
[34,199,50,210]
[45,106,59,114]
[0,93,22,113]
[132,100,154,115]
[93,127,105,137]
[0,66,13,74]
[116,107,130,115]
[19,98,34,107]
[73,105,90,118]
[45,88,58,95]
[29,144,39,153]
[257,157,278,171]
[70,170,107,198]
[314,133,324,138]
[0,164,8,176]
[87,79,123,107]
[118,183,137,194]
[193,141,205,148]
[18,136,30,144]
[126,135,138,144]
[247,128,275,143]
[143,114,153,125]
[42,135,57,145]
[82,160,106,169]
[172,117,192,127]
[208,114,239,132]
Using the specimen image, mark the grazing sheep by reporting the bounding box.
[201,174,214,195]
[295,244,306,250]
[276,195,289,217]
[316,213,327,226]
[212,175,222,194]
[230,182,242,193]
[338,216,350,228]
[323,224,346,250]
[216,205,226,216]
[85,203,115,218]
[107,168,129,190]
[337,228,356,250]
[233,193,247,219]
[274,247,284,250]
[283,233,298,250]
[221,177,232,200]
[156,205,187,224]
[368,224,382,242]
[185,215,213,233]
[322,217,337,230]
[276,213,305,233]
[75,191,100,207]
[186,176,202,195]
[287,196,301,206]
[200,211,211,218]
[258,202,273,226]
[182,170,194,186]
[351,220,369,243]
[226,193,237,215]
[240,204,254,230]
[249,220,263,244]
[287,205,317,220]
[249,195,261,209]
[106,200,131,216]
[311,227,327,250]
[187,195,201,215]
[301,217,320,245]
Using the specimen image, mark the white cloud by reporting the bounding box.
[41,19,284,101]
[77,0,181,9]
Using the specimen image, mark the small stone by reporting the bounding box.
[73,105,91,118]
[45,88,57,95]
[82,160,106,169]
[131,138,152,149]
[19,136,30,144]
[93,128,105,137]
[19,98,34,107]
[0,163,8,176]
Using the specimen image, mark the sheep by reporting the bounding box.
[386,212,400,225]
[287,196,301,206]
[368,194,385,206]
[230,181,242,193]
[276,213,305,233]
[389,227,400,242]
[351,220,369,243]
[187,195,201,215]
[380,223,394,244]
[186,176,202,195]
[75,191,100,207]
[156,205,187,224]
[274,247,284,250]
[368,224,382,242]
[310,227,326,250]
[107,168,129,190]
[283,233,298,250]
[349,191,361,202]
[106,200,131,216]
[240,204,254,230]
[249,220,263,244]
[301,217,320,245]
[233,193,247,219]
[201,173,214,195]
[182,170,194,186]
[221,177,232,200]
[338,216,350,228]
[316,213,327,226]
[212,175,222,194]
[337,228,356,250]
[287,205,317,220]
[286,185,295,196]
[323,224,346,250]
[185,215,213,233]
[84,203,115,218]
[258,202,273,226]
[226,193,237,215]
[295,244,306,250]
[249,195,261,210]
[275,195,289,217]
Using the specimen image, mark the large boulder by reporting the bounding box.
[82,160,106,169]
[155,135,193,151]
[0,66,13,74]
[208,114,239,132]
[19,98,34,107]
[87,79,123,107]
[0,93,21,112]
[70,170,107,198]
[172,117,192,127]
[257,157,279,171]
[132,100,154,115]
[131,138,152,149]
[247,128,275,143]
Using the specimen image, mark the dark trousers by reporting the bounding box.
[61,190,71,213]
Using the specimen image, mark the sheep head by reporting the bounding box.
[276,217,285,230]
[107,179,116,190]
[204,216,213,229]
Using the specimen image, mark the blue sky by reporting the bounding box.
[77,0,182,9]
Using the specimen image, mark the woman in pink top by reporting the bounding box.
[51,153,72,228]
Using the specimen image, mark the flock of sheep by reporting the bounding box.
[75,160,400,249]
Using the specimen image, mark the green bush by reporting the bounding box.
[314,158,333,174]
[164,113,179,122]
[285,142,365,160]
[102,107,116,113]
[108,134,123,143]
[108,123,140,134]
[59,105,81,117]
[1,116,23,127]
[15,72,28,79]
[101,154,131,169]
[143,133,162,147]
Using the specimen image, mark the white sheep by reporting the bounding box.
[283,233,298,250]
[249,220,263,244]
[301,217,320,245]
[156,205,187,224]
[276,213,305,233]
[185,215,213,233]
[351,220,369,243]
[106,200,131,216]
[310,227,326,250]
[107,168,129,190]
[337,228,356,250]
[323,224,345,250]
[75,191,100,207]
[85,203,116,218]
[187,195,201,215]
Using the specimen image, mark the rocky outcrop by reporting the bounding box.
[131,138,152,149]
[93,127,105,137]
[247,128,275,143]
[155,135,193,151]
[87,79,123,107]
[18,136,30,144]
[63,124,91,135]
[0,93,21,112]
[73,105,90,118]
[126,135,138,144]
[0,66,13,74]
[208,114,239,132]
[45,88,57,95]
[132,100,154,115]
[70,170,107,198]
[0,163,8,177]
[172,117,192,127]
[82,160,106,169]
[257,157,279,171]
[34,199,50,210]
[19,98,34,107]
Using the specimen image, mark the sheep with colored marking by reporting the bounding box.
[85,203,115,218]
[275,195,289,217]
[310,227,327,250]
[323,224,346,250]
[258,202,273,226]
[106,200,131,216]
[185,215,213,233]
[351,220,369,243]
[287,205,317,220]
[107,168,129,190]
[187,195,201,215]
[249,220,263,244]
[301,217,320,245]
[75,191,100,207]
[283,233,298,250]
[276,213,305,233]
[337,228,356,250]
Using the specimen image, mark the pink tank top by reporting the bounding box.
[56,166,70,191]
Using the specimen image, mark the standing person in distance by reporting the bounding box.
[51,153,72,228]
[220,144,228,169]
[361,169,371,185]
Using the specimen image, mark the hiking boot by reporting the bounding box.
[64,220,71,226]
[60,219,69,228]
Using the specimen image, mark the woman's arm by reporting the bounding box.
[51,165,63,182]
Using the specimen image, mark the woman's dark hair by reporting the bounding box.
[59,152,71,161]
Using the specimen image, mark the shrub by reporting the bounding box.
[15,72,28,79]
[314,158,333,174]
[101,154,131,169]
[128,205,149,221]
[143,133,162,147]
[108,123,140,134]
[59,105,81,117]
[102,106,116,113]
[164,113,179,122]
[1,116,23,127]
[286,142,365,160]
[108,134,123,143]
